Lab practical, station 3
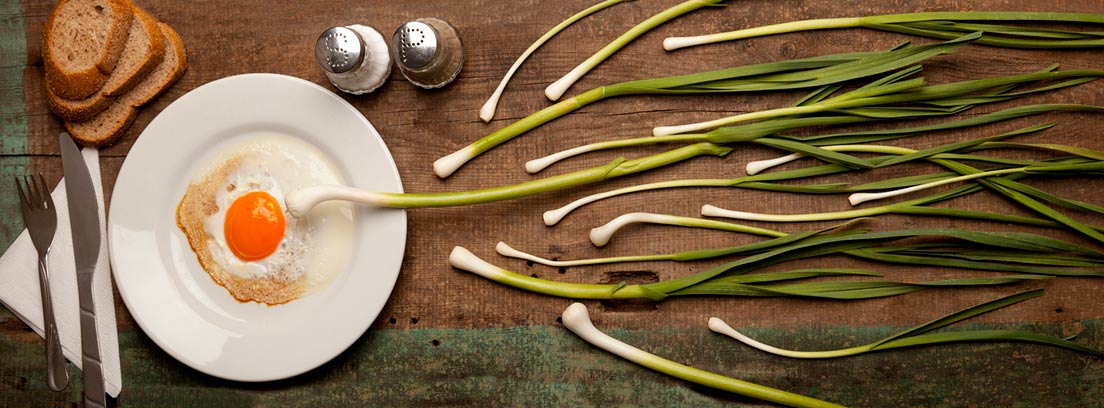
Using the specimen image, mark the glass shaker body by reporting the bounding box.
[391,18,464,89]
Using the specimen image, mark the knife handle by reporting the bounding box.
[38,254,69,391]
[78,287,106,408]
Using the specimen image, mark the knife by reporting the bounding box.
[59,133,106,408]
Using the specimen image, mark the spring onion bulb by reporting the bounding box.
[545,0,724,101]
[435,35,976,177]
[848,167,1024,205]
[543,178,737,225]
[746,153,803,175]
[589,212,783,246]
[663,12,1104,51]
[450,246,648,298]
[480,0,630,122]
[495,241,675,267]
[709,289,1104,359]
[704,204,870,222]
[560,303,845,408]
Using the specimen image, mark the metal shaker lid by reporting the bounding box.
[315,26,365,74]
[392,21,438,69]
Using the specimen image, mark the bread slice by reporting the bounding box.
[65,23,187,147]
[46,5,163,122]
[45,82,115,122]
[43,0,134,100]
[64,101,137,148]
[122,22,187,107]
[103,7,164,97]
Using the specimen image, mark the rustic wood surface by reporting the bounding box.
[2,0,1103,406]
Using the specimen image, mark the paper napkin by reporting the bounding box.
[0,147,122,397]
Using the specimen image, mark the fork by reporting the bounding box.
[16,174,69,391]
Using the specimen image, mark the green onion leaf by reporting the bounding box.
[710,289,1104,359]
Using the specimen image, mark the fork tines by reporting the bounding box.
[16,174,53,211]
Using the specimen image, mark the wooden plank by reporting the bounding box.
[2,315,1102,407]
[2,0,1103,406]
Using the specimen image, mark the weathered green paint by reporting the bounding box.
[2,308,1101,407]
[0,1,29,153]
[0,0,29,249]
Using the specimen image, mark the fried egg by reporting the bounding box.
[176,134,354,305]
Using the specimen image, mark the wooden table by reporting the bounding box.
[3,0,1103,406]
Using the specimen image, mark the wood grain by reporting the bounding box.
[3,0,1104,406]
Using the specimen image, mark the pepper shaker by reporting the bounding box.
[315,24,392,94]
[391,18,464,89]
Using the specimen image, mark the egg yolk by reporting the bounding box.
[224,191,286,261]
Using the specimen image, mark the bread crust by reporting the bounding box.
[96,0,134,74]
[45,80,115,122]
[103,6,165,97]
[43,0,135,100]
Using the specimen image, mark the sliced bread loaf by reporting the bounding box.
[46,5,164,122]
[66,23,188,147]
[43,0,134,100]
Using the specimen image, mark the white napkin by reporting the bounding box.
[0,147,122,397]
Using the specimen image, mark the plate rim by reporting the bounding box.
[107,73,406,381]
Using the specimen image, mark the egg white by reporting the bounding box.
[197,134,355,294]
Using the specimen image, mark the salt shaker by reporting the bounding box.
[315,24,392,95]
[391,18,464,89]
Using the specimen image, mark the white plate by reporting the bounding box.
[108,73,406,381]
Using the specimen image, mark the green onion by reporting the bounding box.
[707,144,1104,244]
[527,103,1095,175]
[584,214,1104,260]
[293,102,1100,217]
[528,64,1091,169]
[561,303,845,408]
[937,159,1104,244]
[653,69,1104,135]
[709,289,1104,359]
[508,216,1104,277]
[433,35,976,177]
[848,167,1030,205]
[545,0,724,101]
[672,275,1051,298]
[449,227,1100,302]
[480,0,631,122]
[663,11,1104,51]
[586,212,785,246]
[286,142,733,216]
[848,158,1104,206]
[540,111,1101,226]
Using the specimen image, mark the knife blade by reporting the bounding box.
[59,133,106,408]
